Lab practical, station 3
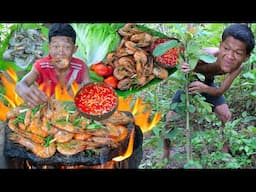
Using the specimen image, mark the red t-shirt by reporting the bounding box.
[34,55,86,96]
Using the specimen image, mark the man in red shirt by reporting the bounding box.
[16,23,90,108]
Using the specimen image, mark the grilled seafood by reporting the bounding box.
[99,110,134,125]
[8,118,45,144]
[153,66,169,79]
[7,99,131,158]
[54,130,74,143]
[118,23,140,38]
[56,139,88,156]
[9,133,56,158]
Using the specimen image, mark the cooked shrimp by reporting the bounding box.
[73,133,93,141]
[26,120,49,137]
[124,41,141,52]
[56,139,88,156]
[153,66,169,79]
[54,130,74,143]
[118,23,139,38]
[106,52,118,67]
[52,121,87,133]
[88,137,118,148]
[130,32,152,47]
[9,133,56,158]
[118,57,136,73]
[134,50,147,64]
[8,119,45,144]
[117,78,134,90]
[113,66,133,80]
[6,106,27,119]
[100,110,134,125]
[116,47,135,57]
[24,108,32,127]
[105,123,129,142]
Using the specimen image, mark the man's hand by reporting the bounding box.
[188,81,208,94]
[16,84,48,108]
[181,62,190,73]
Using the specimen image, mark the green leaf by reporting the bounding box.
[135,25,169,38]
[152,40,180,56]
[89,70,104,82]
[199,53,217,63]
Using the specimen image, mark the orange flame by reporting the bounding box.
[0,101,12,121]
[118,96,162,134]
[38,83,51,98]
[113,127,135,162]
[54,83,73,101]
[0,68,23,107]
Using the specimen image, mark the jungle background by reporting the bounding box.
[0,23,255,169]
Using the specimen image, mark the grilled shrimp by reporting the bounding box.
[8,118,45,144]
[54,130,74,143]
[9,133,56,158]
[105,123,129,142]
[153,66,169,79]
[99,110,134,125]
[56,139,88,156]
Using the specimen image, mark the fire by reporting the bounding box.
[113,127,135,161]
[118,96,162,133]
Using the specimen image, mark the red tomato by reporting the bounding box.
[104,75,118,89]
[92,62,109,76]
[91,62,114,77]
[106,65,114,76]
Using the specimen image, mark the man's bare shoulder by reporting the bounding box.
[201,47,219,57]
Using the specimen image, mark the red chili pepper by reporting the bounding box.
[75,83,117,115]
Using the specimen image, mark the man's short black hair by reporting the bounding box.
[48,23,76,44]
[222,23,255,54]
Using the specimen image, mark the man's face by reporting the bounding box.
[48,36,77,69]
[218,36,250,73]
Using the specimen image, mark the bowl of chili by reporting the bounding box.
[151,37,184,69]
[74,82,119,121]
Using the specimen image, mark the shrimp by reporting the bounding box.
[116,47,135,57]
[133,50,147,65]
[113,66,133,80]
[153,66,169,79]
[100,110,134,125]
[118,23,140,38]
[117,78,134,91]
[106,52,118,67]
[9,133,56,158]
[88,137,118,148]
[56,139,88,156]
[73,133,93,141]
[124,41,141,52]
[105,123,129,142]
[6,106,27,119]
[130,32,153,47]
[51,121,87,133]
[54,130,74,143]
[118,57,136,73]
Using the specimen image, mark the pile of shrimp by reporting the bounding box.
[106,23,169,91]
[6,99,133,159]
[3,28,46,69]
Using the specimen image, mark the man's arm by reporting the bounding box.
[189,65,243,96]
